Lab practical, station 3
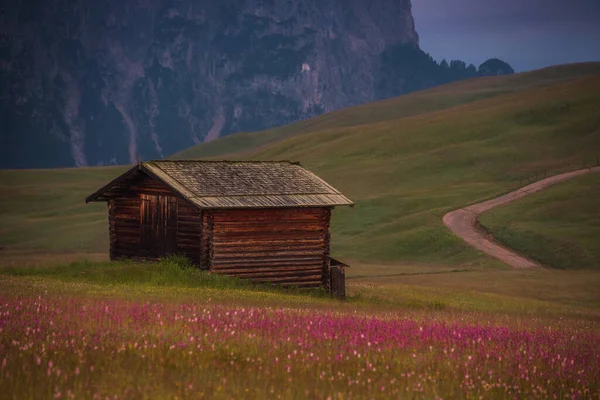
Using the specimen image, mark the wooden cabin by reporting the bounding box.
[85,160,353,293]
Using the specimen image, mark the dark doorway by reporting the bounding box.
[140,194,177,258]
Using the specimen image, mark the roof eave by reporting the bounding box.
[191,203,353,210]
[84,163,192,204]
[84,165,139,203]
[85,160,355,209]
[187,193,353,209]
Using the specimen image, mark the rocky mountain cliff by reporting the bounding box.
[1,0,419,168]
[1,0,512,169]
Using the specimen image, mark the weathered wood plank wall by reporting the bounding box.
[109,174,181,260]
[329,266,346,300]
[204,207,331,287]
[200,211,214,270]
[140,194,177,257]
[110,197,141,259]
[108,200,116,260]
[104,172,336,290]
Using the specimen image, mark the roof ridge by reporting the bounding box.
[189,192,343,198]
[145,159,300,164]
[87,159,354,208]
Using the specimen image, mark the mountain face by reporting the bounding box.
[1,1,515,169]
[0,0,420,168]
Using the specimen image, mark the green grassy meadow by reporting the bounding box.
[1,260,599,399]
[0,166,124,255]
[174,63,600,267]
[2,63,600,266]
[480,172,600,270]
[2,63,600,398]
[1,63,600,309]
[173,62,600,160]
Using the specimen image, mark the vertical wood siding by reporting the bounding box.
[110,173,184,260]
[176,199,202,265]
[140,194,177,257]
[329,266,346,300]
[206,207,331,287]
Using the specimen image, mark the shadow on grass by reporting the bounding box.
[347,268,473,280]
[0,255,335,300]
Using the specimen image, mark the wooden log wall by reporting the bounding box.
[110,196,142,259]
[103,171,335,291]
[200,211,214,270]
[108,172,202,261]
[108,200,115,260]
[205,207,332,288]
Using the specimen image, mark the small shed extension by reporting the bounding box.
[85,160,353,291]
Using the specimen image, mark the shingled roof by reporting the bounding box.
[86,160,353,209]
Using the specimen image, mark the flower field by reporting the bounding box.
[1,294,599,399]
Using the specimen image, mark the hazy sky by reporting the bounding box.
[411,0,600,72]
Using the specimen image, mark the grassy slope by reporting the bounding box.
[480,172,600,269]
[2,63,600,267]
[234,70,600,266]
[0,166,126,254]
[174,62,600,159]
[2,259,599,318]
[2,270,598,400]
[2,64,600,400]
[1,63,600,314]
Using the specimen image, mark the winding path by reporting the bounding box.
[443,166,600,269]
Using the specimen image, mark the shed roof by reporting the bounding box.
[86,160,353,209]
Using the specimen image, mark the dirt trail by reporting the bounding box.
[443,166,600,269]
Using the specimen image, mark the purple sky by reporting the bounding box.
[411,0,600,72]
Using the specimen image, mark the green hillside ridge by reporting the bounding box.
[480,172,600,269]
[1,62,599,270]
[3,63,600,400]
[0,166,125,255]
[173,62,600,160]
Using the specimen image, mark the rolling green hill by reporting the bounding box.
[1,62,600,270]
[173,62,600,160]
[3,63,600,400]
[480,172,600,269]
[175,62,600,267]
